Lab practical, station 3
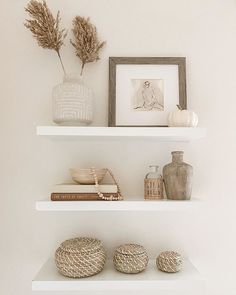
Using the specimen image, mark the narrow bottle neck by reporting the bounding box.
[149,165,159,173]
[172,152,184,163]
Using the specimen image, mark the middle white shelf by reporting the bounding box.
[36,199,198,212]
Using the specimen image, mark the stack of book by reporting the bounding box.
[51,183,119,201]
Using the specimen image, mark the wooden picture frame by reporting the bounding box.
[109,57,187,127]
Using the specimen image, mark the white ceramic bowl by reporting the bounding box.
[70,168,107,184]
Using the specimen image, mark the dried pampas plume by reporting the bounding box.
[71,16,106,75]
[24,0,67,74]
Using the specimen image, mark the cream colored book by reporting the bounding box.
[53,183,118,193]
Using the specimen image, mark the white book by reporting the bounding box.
[53,183,118,193]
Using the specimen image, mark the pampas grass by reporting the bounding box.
[24,0,67,74]
[71,16,106,75]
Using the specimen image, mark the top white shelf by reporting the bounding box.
[36,126,206,141]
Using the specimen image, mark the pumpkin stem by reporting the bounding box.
[177,104,183,111]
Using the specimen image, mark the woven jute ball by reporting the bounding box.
[156,251,182,273]
[55,237,106,278]
[113,244,149,274]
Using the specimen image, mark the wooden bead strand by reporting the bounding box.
[90,167,123,201]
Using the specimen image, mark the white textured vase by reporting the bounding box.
[52,74,93,125]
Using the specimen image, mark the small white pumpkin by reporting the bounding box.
[168,105,198,127]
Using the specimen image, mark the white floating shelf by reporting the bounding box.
[36,199,198,212]
[32,258,204,291]
[36,126,206,141]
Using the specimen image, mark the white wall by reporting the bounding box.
[0,0,236,294]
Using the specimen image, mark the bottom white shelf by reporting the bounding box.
[32,258,204,291]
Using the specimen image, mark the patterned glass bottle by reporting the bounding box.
[144,165,163,200]
[52,74,93,125]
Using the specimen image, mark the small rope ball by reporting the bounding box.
[113,243,149,274]
[156,251,182,273]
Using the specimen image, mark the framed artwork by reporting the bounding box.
[108,57,187,127]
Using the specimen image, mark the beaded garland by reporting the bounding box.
[90,167,123,200]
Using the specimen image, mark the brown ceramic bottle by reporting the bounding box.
[163,151,193,200]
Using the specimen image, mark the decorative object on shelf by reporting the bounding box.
[52,74,93,125]
[53,183,118,194]
[71,16,106,76]
[168,105,198,127]
[163,151,193,200]
[51,182,119,201]
[24,2,106,126]
[55,237,106,278]
[53,16,105,126]
[70,168,107,184]
[113,243,149,274]
[51,193,120,201]
[156,251,183,273]
[144,165,163,200]
[90,167,123,201]
[109,57,187,127]
[24,0,67,75]
[65,167,123,201]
